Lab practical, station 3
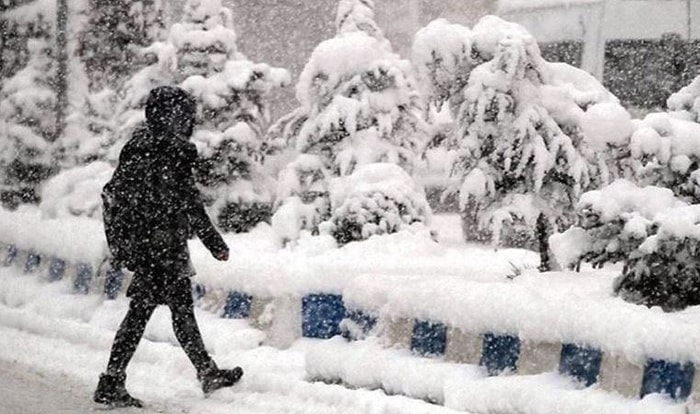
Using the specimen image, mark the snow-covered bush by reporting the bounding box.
[319,163,432,245]
[629,111,700,203]
[107,0,289,232]
[550,180,687,269]
[448,16,627,248]
[667,74,700,122]
[269,0,429,242]
[617,205,700,311]
[39,161,113,219]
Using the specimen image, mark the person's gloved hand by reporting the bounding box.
[214,247,229,261]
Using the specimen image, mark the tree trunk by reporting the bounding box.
[53,0,69,143]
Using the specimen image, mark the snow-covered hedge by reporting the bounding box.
[617,205,700,311]
[550,180,686,269]
[630,111,700,202]
[551,180,700,310]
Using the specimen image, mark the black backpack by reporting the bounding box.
[102,150,167,270]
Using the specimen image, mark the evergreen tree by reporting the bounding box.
[0,29,57,207]
[271,0,428,176]
[269,0,431,244]
[450,16,625,248]
[78,0,165,91]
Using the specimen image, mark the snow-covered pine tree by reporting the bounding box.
[412,19,474,119]
[451,16,626,249]
[410,19,476,213]
[105,0,289,232]
[78,0,165,91]
[269,0,431,245]
[0,6,57,208]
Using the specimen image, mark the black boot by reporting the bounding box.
[197,363,244,395]
[93,372,143,408]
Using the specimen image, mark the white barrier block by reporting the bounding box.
[598,353,645,398]
[445,327,482,365]
[518,339,562,375]
[15,249,30,271]
[381,316,414,349]
[249,296,274,331]
[264,295,302,349]
[36,253,51,280]
[690,365,700,406]
[198,287,229,314]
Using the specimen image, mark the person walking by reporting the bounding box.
[94,86,243,408]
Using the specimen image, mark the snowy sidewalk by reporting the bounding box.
[0,359,146,414]
[0,266,465,414]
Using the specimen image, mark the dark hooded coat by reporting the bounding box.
[104,86,228,304]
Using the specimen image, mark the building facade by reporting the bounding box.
[500,0,700,108]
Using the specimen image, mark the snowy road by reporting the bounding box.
[0,266,465,414]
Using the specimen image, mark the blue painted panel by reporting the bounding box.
[302,294,346,339]
[223,291,252,319]
[192,283,207,301]
[559,343,602,387]
[24,251,40,273]
[342,309,378,340]
[481,333,521,376]
[641,359,695,401]
[48,257,66,282]
[74,263,93,294]
[104,268,124,300]
[411,320,447,357]
[3,244,17,267]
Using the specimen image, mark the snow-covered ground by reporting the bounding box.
[0,213,695,414]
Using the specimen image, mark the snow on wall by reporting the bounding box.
[497,0,602,14]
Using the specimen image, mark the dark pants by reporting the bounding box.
[105,278,213,376]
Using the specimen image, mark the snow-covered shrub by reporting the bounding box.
[667,75,700,122]
[617,205,700,311]
[39,161,113,219]
[449,16,627,248]
[319,163,432,245]
[629,111,700,203]
[550,180,686,270]
[269,0,429,242]
[107,0,290,232]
